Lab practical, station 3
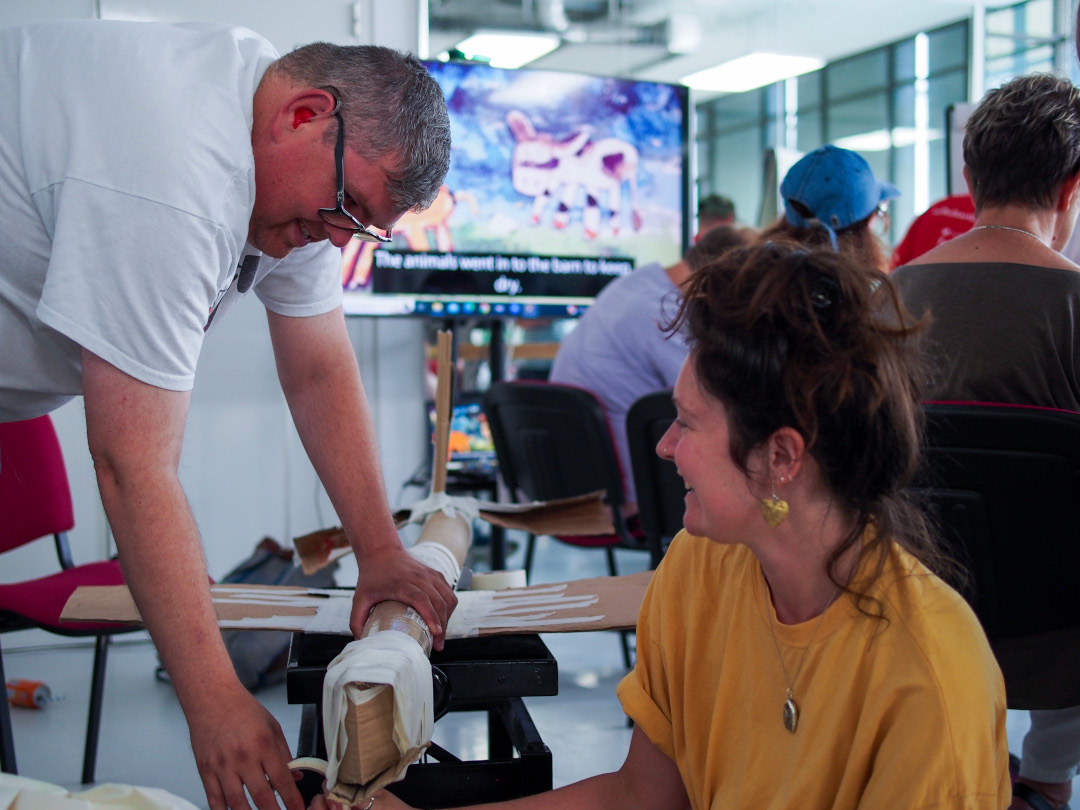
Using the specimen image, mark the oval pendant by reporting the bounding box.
[783,697,799,733]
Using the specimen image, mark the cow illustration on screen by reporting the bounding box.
[341,184,477,289]
[506,110,642,239]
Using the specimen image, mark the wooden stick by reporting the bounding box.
[332,329,470,797]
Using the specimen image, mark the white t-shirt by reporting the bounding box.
[0,20,342,422]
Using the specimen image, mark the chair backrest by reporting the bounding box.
[483,381,626,508]
[0,415,75,554]
[626,390,684,546]
[915,403,1080,641]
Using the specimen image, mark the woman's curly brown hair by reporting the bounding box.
[666,241,963,610]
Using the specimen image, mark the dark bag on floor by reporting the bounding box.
[220,536,339,691]
[155,536,339,691]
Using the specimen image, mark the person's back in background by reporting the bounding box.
[549,224,753,509]
[893,72,1080,810]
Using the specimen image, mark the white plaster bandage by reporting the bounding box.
[407,541,462,590]
[322,633,434,791]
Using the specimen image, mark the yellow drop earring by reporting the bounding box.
[760,475,789,528]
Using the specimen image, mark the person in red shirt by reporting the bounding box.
[890,193,976,270]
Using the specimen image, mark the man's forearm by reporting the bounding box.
[95,462,239,713]
[268,307,401,556]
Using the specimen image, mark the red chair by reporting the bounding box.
[0,414,134,784]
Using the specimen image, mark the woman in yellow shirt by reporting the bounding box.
[368,242,1010,809]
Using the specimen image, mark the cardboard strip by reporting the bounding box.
[61,570,652,636]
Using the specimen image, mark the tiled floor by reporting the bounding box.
[2,532,1077,806]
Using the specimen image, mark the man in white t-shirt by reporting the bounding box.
[0,21,454,810]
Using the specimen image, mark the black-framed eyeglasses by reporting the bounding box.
[318,100,392,243]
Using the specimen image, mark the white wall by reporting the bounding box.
[1,0,428,646]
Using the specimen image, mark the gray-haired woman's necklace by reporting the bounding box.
[762,571,840,733]
[969,224,1046,246]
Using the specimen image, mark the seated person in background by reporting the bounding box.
[758,144,898,273]
[370,242,1009,810]
[549,223,753,510]
[890,192,976,269]
[893,72,1080,810]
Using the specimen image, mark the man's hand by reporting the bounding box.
[266,309,458,650]
[350,543,458,649]
[188,683,303,810]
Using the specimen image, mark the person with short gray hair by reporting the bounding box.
[895,71,1080,810]
[0,21,454,810]
[270,43,451,214]
[963,73,1080,213]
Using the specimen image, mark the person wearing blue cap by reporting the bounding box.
[758,144,899,273]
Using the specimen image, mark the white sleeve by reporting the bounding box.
[35,179,236,391]
[254,241,343,317]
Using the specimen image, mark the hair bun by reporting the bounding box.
[809,273,841,326]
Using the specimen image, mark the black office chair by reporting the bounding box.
[626,390,684,558]
[484,381,663,668]
[913,402,1080,710]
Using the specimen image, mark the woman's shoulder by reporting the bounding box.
[650,533,754,596]
[869,545,1001,684]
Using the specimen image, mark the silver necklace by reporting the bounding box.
[969,224,1046,246]
[762,573,839,733]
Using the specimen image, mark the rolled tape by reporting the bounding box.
[288,757,328,776]
[469,569,527,591]
[289,757,329,806]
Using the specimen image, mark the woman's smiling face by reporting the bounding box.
[658,358,765,543]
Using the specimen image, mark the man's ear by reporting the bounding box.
[1056,170,1080,214]
[274,87,338,137]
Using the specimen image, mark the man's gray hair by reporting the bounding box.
[272,43,451,214]
[964,73,1080,211]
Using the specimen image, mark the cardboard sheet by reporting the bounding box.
[61,570,652,636]
[294,491,614,575]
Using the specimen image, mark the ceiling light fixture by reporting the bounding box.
[452,31,561,69]
[682,53,824,93]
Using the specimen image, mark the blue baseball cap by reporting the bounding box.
[780,145,900,244]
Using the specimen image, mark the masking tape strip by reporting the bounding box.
[445,587,602,638]
[322,633,433,791]
[401,492,481,526]
[211,582,604,638]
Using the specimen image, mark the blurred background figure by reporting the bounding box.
[550,223,754,513]
[890,193,976,269]
[757,144,898,273]
[892,72,1080,810]
[696,193,737,238]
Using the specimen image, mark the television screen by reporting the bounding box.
[427,395,498,475]
[342,59,691,318]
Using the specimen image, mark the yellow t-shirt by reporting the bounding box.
[617,532,1010,810]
